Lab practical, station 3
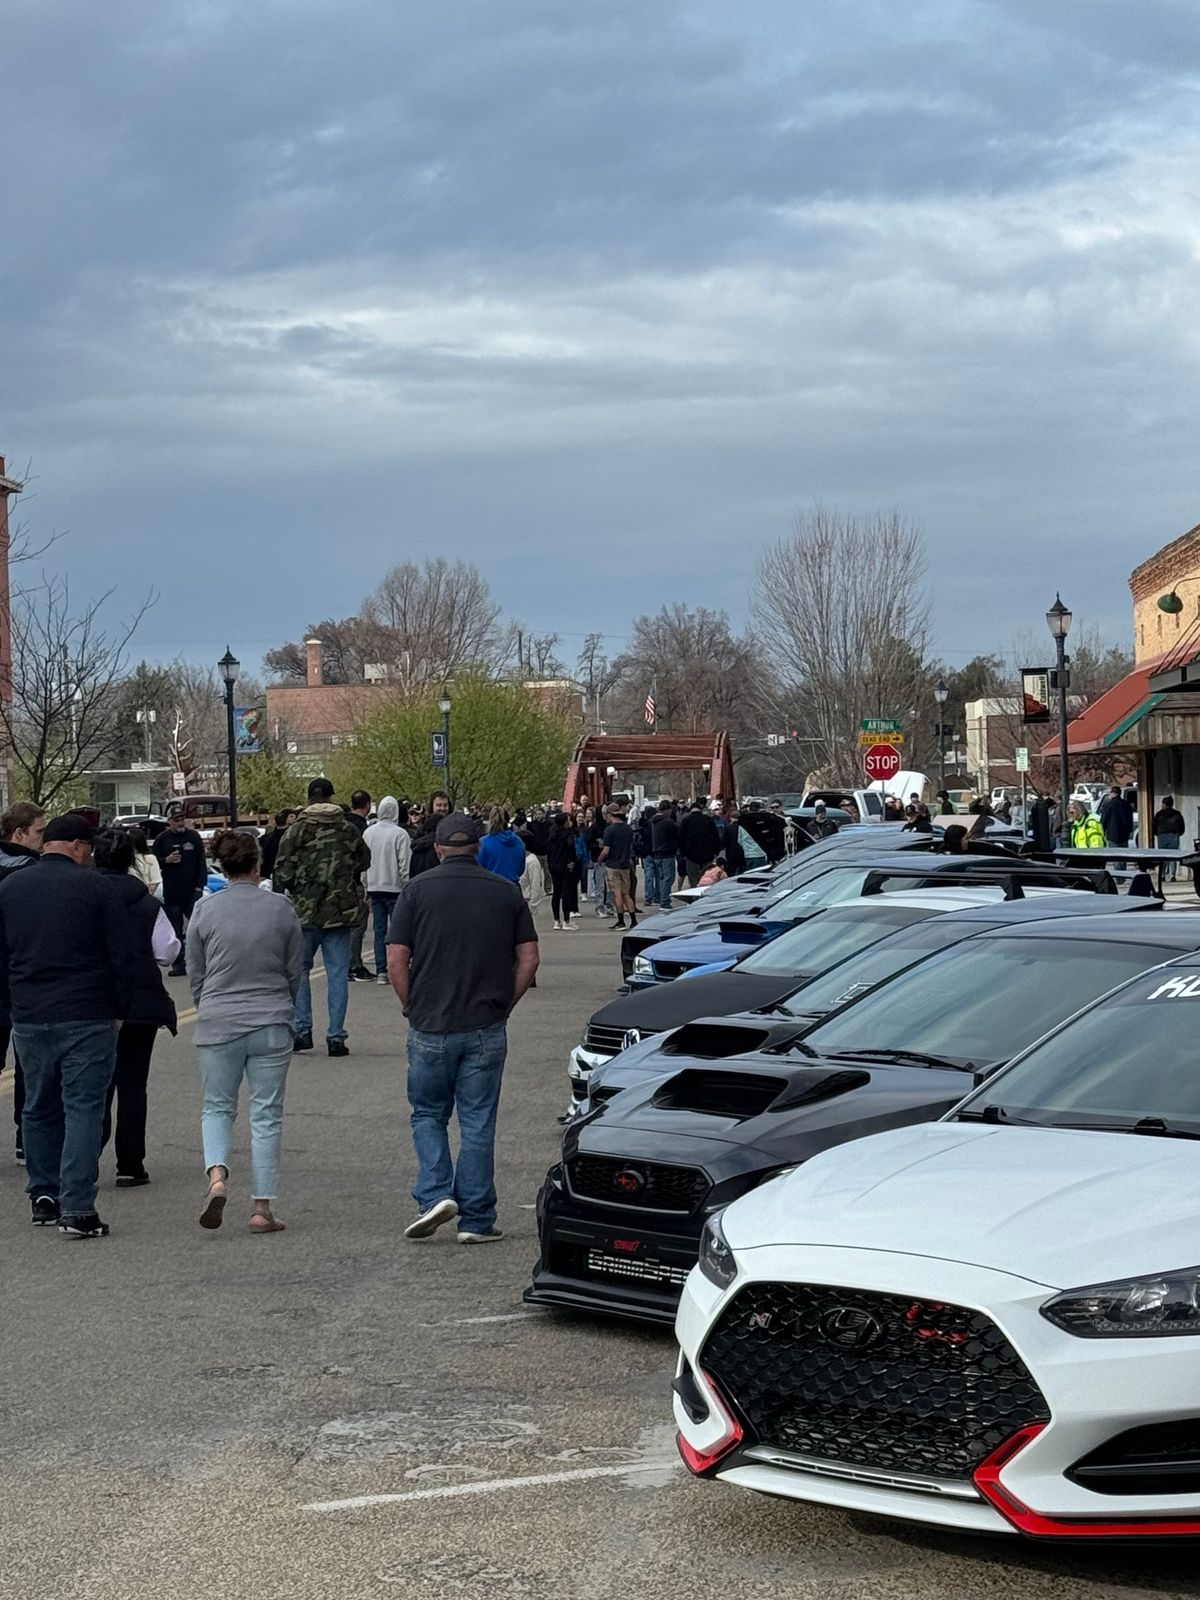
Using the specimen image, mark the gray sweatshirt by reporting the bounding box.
[186,882,304,1045]
[364,796,412,894]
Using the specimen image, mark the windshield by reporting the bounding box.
[764,866,881,918]
[776,917,992,1017]
[961,969,1200,1128]
[799,935,1185,1069]
[737,904,936,978]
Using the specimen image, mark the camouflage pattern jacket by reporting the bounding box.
[272,803,371,929]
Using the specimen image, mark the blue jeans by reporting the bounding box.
[198,1024,293,1199]
[16,1020,117,1215]
[370,893,399,976]
[1159,832,1182,879]
[407,1023,508,1232]
[589,861,610,911]
[644,857,675,908]
[296,926,353,1040]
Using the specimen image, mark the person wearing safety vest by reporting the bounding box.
[1067,800,1106,849]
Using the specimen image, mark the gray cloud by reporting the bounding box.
[4,0,1200,669]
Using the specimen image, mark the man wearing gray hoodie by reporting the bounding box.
[364,797,412,985]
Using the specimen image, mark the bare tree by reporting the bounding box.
[611,606,762,736]
[0,578,152,806]
[752,508,930,787]
[359,559,516,687]
[575,633,625,733]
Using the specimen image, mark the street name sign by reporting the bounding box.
[861,718,903,734]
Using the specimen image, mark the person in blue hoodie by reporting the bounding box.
[477,808,527,883]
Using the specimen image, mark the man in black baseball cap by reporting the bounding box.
[386,810,538,1243]
[0,812,138,1237]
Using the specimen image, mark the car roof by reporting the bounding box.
[963,912,1200,946]
[911,894,1154,925]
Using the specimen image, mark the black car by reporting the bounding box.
[526,913,1200,1324]
[567,888,1154,1112]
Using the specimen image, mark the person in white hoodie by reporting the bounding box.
[364,797,412,985]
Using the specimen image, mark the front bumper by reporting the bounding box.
[567,1044,616,1106]
[524,1168,703,1325]
[674,1244,1200,1538]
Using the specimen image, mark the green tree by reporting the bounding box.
[328,677,574,808]
[237,747,305,817]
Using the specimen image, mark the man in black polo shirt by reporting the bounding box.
[387,812,539,1243]
[598,803,638,931]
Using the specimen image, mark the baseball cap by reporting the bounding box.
[43,813,97,844]
[435,811,484,846]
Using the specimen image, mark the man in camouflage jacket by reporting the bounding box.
[273,778,371,1057]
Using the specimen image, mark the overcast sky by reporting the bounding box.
[4,0,1200,676]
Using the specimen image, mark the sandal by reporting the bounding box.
[199,1174,227,1230]
[249,1212,285,1234]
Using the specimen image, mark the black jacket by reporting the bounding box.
[1099,794,1134,844]
[679,808,721,866]
[98,870,178,1033]
[152,826,208,902]
[651,811,680,859]
[0,857,140,1024]
[409,818,441,877]
[528,817,551,855]
[260,827,283,880]
[1154,806,1186,838]
[547,824,576,873]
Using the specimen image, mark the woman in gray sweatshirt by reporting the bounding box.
[186,830,304,1233]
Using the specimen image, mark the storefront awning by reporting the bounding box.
[1042,655,1166,756]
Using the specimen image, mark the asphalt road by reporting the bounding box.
[5,903,1200,1600]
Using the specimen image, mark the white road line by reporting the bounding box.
[304,1458,681,1513]
[446,1311,540,1325]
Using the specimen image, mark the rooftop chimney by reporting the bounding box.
[306,637,324,688]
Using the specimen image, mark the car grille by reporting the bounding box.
[567,1154,709,1213]
[702,1282,1050,1480]
[585,1249,692,1289]
[583,1024,629,1056]
[652,960,693,979]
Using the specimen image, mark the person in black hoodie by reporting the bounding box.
[679,800,721,887]
[152,811,209,975]
[0,814,140,1236]
[410,791,451,878]
[0,801,45,1162]
[93,829,179,1186]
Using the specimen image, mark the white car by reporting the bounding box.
[674,954,1200,1540]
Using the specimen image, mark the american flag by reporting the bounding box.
[644,692,657,726]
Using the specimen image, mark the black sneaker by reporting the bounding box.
[351,965,374,982]
[293,1031,314,1053]
[115,1169,150,1187]
[168,963,186,978]
[58,1212,109,1238]
[30,1194,59,1226]
[327,1039,350,1058]
[608,918,626,930]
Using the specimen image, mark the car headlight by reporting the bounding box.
[1042,1266,1200,1338]
[631,955,654,976]
[698,1213,737,1291]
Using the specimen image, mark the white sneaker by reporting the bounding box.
[404,1197,459,1239]
[562,918,578,930]
[553,920,563,930]
[457,1227,504,1243]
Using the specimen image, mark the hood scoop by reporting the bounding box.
[661,1022,773,1058]
[650,1069,789,1120]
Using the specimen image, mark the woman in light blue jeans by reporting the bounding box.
[186,830,303,1233]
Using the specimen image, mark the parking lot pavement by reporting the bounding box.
[5,905,1200,1600]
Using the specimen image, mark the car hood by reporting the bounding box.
[722,1121,1200,1289]
[575,1060,965,1169]
[589,973,803,1032]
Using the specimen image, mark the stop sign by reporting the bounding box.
[863,742,902,782]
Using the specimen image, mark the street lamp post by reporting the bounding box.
[1046,594,1072,832]
[218,648,240,827]
[439,692,452,800]
[933,678,949,790]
